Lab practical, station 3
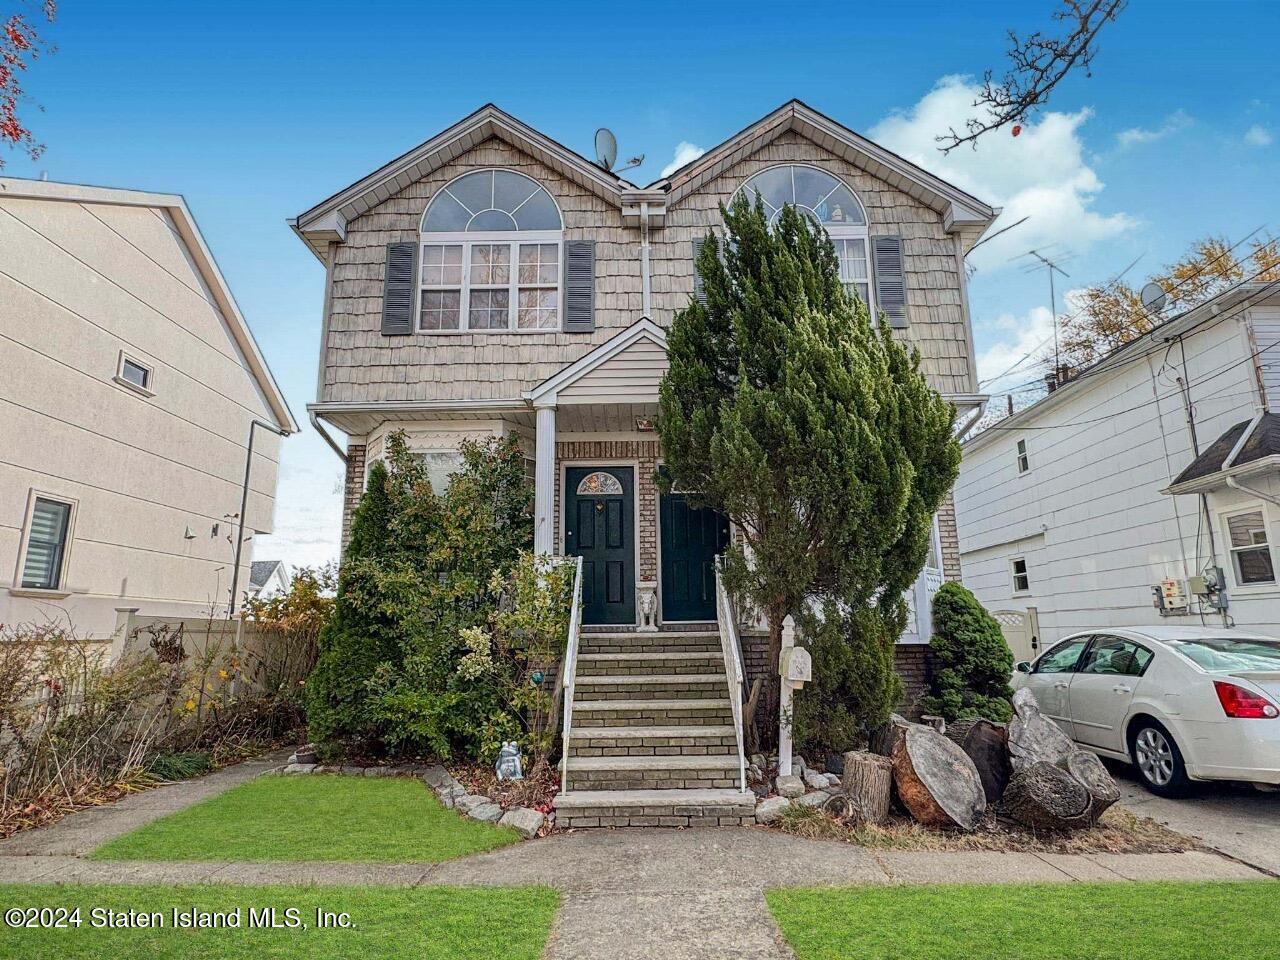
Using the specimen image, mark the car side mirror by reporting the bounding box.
[1015,661,1032,674]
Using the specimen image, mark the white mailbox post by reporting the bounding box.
[777,616,811,777]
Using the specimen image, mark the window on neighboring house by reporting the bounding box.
[1225,509,1275,586]
[1011,557,1030,594]
[20,495,74,590]
[419,169,563,333]
[115,352,154,394]
[1016,439,1029,474]
[733,165,871,308]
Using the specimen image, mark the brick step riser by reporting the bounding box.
[575,660,725,676]
[573,684,728,702]
[569,738,737,758]
[573,708,733,727]
[579,644,722,657]
[557,807,753,829]
[568,772,741,791]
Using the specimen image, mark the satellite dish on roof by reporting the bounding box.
[595,128,618,172]
[1141,281,1168,315]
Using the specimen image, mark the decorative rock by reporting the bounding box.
[313,765,342,774]
[750,754,767,770]
[793,755,807,774]
[421,765,454,790]
[499,806,545,839]
[747,763,764,783]
[341,765,365,776]
[795,791,828,808]
[802,768,828,791]
[455,793,489,814]
[755,796,791,823]
[282,763,316,775]
[775,774,805,799]
[363,766,395,777]
[295,743,318,764]
[467,802,504,823]
[824,772,842,788]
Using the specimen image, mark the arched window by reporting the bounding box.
[576,471,623,495]
[419,169,563,333]
[734,164,871,307]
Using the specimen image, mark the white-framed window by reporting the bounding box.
[733,164,872,309]
[16,492,77,592]
[1223,507,1276,587]
[418,169,563,333]
[1016,439,1030,474]
[1011,557,1031,594]
[114,351,154,396]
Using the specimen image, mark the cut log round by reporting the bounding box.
[870,713,929,758]
[1011,687,1041,721]
[943,717,981,746]
[950,719,1011,805]
[1066,751,1121,823]
[891,725,986,831]
[1008,710,1076,771]
[1002,760,1091,830]
[840,750,893,825]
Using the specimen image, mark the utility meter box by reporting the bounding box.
[1160,577,1189,611]
[781,646,812,686]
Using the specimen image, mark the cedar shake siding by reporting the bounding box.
[319,132,978,405]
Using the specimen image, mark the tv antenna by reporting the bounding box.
[594,128,644,174]
[1016,248,1072,372]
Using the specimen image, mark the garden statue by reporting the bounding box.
[496,741,524,781]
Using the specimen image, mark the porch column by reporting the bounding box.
[534,403,556,555]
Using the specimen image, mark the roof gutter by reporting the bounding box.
[310,409,347,462]
[1226,474,1280,508]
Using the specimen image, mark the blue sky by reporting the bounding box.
[8,0,1277,568]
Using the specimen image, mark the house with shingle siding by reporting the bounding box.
[293,101,996,826]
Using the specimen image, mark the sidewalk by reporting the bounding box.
[0,754,1269,960]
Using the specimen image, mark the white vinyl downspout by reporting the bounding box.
[639,202,652,318]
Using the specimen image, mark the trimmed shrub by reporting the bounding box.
[920,582,1014,722]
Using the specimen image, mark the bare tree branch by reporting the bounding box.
[938,0,1126,154]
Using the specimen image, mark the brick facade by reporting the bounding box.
[340,442,367,554]
[936,490,962,582]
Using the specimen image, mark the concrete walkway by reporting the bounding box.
[0,753,1270,960]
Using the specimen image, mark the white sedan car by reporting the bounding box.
[1011,625,1280,796]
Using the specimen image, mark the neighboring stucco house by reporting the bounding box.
[954,283,1280,662]
[247,560,291,602]
[0,178,297,640]
[294,101,996,824]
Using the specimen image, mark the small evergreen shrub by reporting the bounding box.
[920,582,1014,722]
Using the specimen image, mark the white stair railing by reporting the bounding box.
[559,554,585,793]
[714,557,749,792]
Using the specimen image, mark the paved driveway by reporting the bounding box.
[1112,763,1280,875]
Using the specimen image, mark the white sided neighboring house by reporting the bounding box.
[0,178,297,641]
[955,282,1280,658]
[247,560,291,602]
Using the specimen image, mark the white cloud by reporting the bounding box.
[975,305,1057,389]
[661,141,706,177]
[870,76,1135,270]
[1245,124,1274,147]
[1116,109,1191,149]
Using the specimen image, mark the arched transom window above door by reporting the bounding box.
[576,471,623,495]
[734,164,871,306]
[419,169,563,333]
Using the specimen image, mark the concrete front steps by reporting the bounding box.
[556,629,753,828]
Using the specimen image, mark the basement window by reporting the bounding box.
[1016,439,1029,474]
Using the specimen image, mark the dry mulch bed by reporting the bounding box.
[776,802,1199,855]
[449,761,559,816]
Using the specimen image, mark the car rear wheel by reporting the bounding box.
[1129,721,1190,797]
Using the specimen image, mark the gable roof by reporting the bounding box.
[525,318,668,405]
[651,99,998,247]
[249,560,284,590]
[292,104,635,260]
[0,177,297,434]
[1167,412,1280,492]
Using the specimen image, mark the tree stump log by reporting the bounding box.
[1008,709,1075,771]
[840,750,893,825]
[870,714,927,757]
[1066,751,1121,823]
[891,725,986,831]
[948,719,1011,804]
[1002,760,1091,830]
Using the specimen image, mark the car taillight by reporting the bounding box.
[1214,681,1280,719]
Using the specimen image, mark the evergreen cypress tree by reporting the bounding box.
[921,582,1015,722]
[658,194,960,747]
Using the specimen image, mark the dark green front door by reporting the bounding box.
[660,491,730,622]
[565,466,635,625]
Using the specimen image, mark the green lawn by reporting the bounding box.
[767,882,1280,960]
[91,775,520,863]
[0,883,557,960]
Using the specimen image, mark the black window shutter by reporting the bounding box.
[871,235,908,329]
[563,240,595,332]
[381,241,416,336]
[692,238,708,307]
